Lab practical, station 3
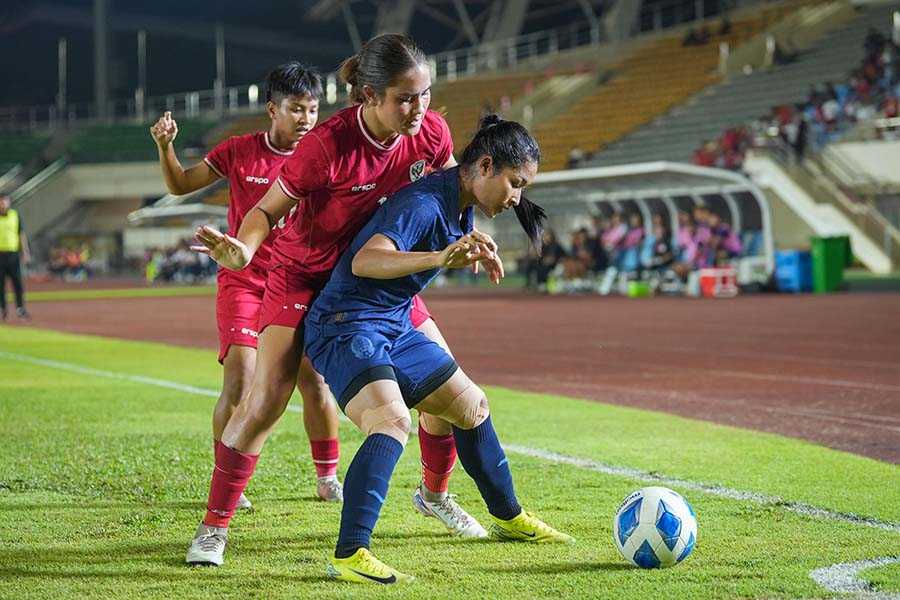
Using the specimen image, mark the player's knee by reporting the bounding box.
[361,407,411,446]
[448,386,490,430]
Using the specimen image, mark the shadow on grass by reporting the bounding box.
[0,566,326,584]
[486,561,634,575]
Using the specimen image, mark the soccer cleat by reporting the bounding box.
[490,510,575,543]
[317,476,344,502]
[412,485,488,539]
[185,523,228,566]
[15,308,29,321]
[236,492,252,511]
[326,548,414,584]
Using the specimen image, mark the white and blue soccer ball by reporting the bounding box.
[613,486,697,568]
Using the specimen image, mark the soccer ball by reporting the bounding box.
[613,486,697,568]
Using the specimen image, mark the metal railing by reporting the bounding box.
[9,158,67,205]
[0,0,744,133]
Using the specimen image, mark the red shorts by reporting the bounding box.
[410,294,432,328]
[257,263,318,334]
[216,267,267,363]
[257,264,434,336]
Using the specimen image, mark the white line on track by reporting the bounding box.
[810,557,900,598]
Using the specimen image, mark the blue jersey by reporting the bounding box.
[308,167,473,333]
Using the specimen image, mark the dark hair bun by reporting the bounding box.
[478,114,504,130]
[339,54,361,87]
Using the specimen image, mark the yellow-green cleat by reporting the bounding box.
[326,548,415,584]
[490,511,575,543]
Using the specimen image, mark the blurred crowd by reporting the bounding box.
[144,239,216,284]
[693,27,900,169]
[47,244,92,281]
[521,206,755,294]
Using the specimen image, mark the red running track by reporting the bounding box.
[6,290,900,463]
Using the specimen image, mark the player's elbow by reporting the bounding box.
[351,252,372,278]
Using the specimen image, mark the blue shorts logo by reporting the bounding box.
[350,335,376,359]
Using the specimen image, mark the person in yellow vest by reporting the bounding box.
[0,195,30,321]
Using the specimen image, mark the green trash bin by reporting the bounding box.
[810,235,851,293]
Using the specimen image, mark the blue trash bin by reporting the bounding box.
[775,250,813,293]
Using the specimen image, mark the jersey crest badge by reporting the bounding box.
[409,159,426,182]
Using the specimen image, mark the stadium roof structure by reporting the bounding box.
[528,162,776,278]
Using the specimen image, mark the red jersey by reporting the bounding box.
[205,131,294,269]
[273,105,453,288]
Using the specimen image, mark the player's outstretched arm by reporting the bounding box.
[191,225,253,271]
[150,111,219,195]
[352,233,501,282]
[231,182,298,261]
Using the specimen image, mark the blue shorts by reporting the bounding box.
[304,321,458,411]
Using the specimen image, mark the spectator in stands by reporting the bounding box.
[618,213,644,275]
[708,213,742,265]
[566,147,586,169]
[523,228,566,291]
[718,16,732,36]
[600,212,627,268]
[562,227,602,281]
[642,214,675,273]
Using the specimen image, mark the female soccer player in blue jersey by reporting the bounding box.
[304,115,574,584]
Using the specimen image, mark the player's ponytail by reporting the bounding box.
[460,114,546,253]
[339,34,427,105]
[339,54,363,103]
[515,197,547,254]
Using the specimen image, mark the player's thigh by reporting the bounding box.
[388,328,459,408]
[416,367,488,430]
[221,344,256,404]
[252,324,304,401]
[297,352,331,398]
[415,316,453,356]
[344,379,411,444]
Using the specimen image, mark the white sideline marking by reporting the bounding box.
[4,350,899,535]
[0,350,303,414]
[810,557,900,598]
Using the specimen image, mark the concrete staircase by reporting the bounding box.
[587,2,900,167]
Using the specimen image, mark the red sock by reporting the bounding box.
[204,440,259,528]
[310,438,339,479]
[419,424,457,494]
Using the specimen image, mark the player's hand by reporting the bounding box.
[21,252,31,266]
[150,111,178,149]
[439,234,494,271]
[190,225,252,271]
[477,252,505,285]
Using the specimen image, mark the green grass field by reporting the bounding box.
[7,285,217,303]
[1,326,898,599]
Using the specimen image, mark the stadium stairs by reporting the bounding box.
[586,1,900,167]
[530,1,823,172]
[743,148,895,272]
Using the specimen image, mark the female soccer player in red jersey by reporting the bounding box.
[151,63,343,510]
[188,34,486,566]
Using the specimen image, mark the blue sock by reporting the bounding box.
[452,416,521,520]
[335,433,404,559]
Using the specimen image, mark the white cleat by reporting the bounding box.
[412,485,489,539]
[185,523,227,566]
[317,476,344,503]
[236,493,252,511]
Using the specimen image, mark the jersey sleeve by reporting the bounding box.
[276,133,331,200]
[204,137,233,178]
[431,113,454,168]
[373,195,442,252]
